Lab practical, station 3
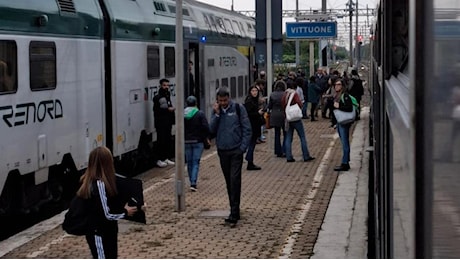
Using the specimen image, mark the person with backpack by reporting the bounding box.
[332,79,355,171]
[210,87,252,225]
[184,96,210,191]
[77,146,138,259]
[348,70,364,120]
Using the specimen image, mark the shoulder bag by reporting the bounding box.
[62,195,92,236]
[333,106,356,125]
[285,92,303,122]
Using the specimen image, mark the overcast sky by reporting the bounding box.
[195,0,378,13]
[195,0,378,45]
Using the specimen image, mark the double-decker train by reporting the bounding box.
[368,0,460,257]
[0,0,255,218]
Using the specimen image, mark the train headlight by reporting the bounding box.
[200,35,207,43]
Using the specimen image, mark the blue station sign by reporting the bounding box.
[286,22,337,39]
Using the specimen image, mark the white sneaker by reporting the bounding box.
[165,159,175,166]
[156,160,167,168]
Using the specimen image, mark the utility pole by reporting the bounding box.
[348,0,353,67]
[355,0,359,69]
[295,0,299,68]
[231,0,234,11]
[321,0,327,68]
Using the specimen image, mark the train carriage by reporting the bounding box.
[0,0,255,221]
[0,0,106,214]
[368,0,460,257]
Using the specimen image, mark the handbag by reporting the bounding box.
[264,112,271,129]
[333,107,356,125]
[285,92,302,122]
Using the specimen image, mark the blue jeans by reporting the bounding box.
[337,123,351,164]
[285,120,312,160]
[273,126,286,156]
[245,139,257,162]
[185,142,204,185]
[302,102,308,118]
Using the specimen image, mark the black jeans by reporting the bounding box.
[310,103,318,119]
[217,148,243,219]
[86,232,118,259]
[156,124,172,161]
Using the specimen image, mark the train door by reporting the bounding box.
[188,42,201,107]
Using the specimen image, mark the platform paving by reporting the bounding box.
[1,107,369,259]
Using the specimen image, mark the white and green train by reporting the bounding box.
[0,0,255,216]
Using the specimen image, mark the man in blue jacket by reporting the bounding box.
[210,87,252,225]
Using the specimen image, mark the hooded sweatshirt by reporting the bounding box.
[184,107,210,143]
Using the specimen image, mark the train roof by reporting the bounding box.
[103,0,255,43]
[0,0,103,38]
[0,0,255,44]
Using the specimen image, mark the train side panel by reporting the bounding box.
[0,0,105,214]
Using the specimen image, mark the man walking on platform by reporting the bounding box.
[210,87,252,225]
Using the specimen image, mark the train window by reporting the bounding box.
[208,15,220,34]
[239,22,246,35]
[168,4,175,13]
[224,19,235,35]
[202,14,214,32]
[0,40,18,94]
[215,17,227,34]
[246,23,253,32]
[245,75,248,94]
[231,20,242,36]
[154,2,167,12]
[182,8,190,17]
[222,78,228,88]
[29,41,56,91]
[207,58,214,67]
[147,46,160,79]
[164,46,175,77]
[230,77,236,99]
[168,5,190,17]
[238,76,244,97]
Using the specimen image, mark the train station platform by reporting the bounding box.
[0,108,370,259]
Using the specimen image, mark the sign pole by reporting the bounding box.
[266,0,272,96]
[175,0,185,212]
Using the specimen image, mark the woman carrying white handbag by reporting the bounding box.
[281,81,315,163]
[332,78,354,171]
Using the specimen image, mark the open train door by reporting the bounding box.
[187,42,201,107]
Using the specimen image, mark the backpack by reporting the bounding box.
[341,93,360,120]
[341,94,359,109]
[350,78,364,97]
[62,196,92,236]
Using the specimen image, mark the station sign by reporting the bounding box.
[286,22,337,39]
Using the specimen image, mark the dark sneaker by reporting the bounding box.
[287,159,295,162]
[247,164,262,170]
[334,164,350,171]
[304,157,315,162]
[190,185,197,192]
[225,214,240,224]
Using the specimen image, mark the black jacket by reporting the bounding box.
[153,88,175,128]
[184,108,210,143]
[88,180,126,235]
[244,96,262,141]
